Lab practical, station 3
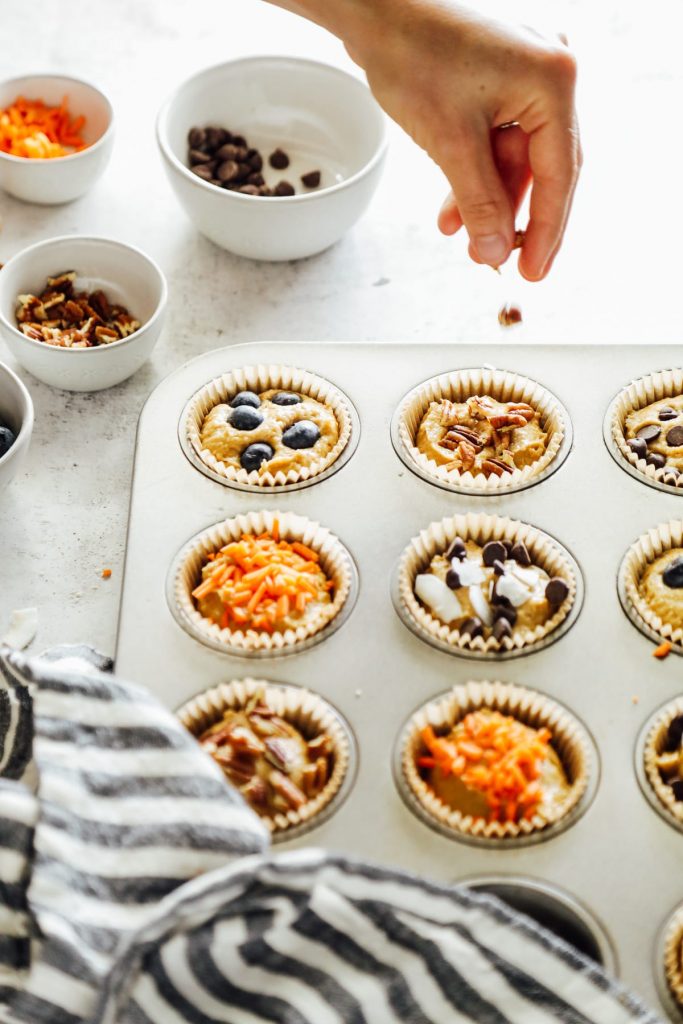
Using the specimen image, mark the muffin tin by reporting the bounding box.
[117,342,683,1020]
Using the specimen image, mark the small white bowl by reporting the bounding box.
[0,360,33,494]
[0,236,167,392]
[157,56,388,261]
[0,74,114,204]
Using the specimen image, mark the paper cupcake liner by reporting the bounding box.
[642,696,683,825]
[607,368,683,492]
[393,367,569,494]
[395,513,580,657]
[181,364,356,489]
[618,520,683,650]
[663,905,683,1012]
[396,681,593,842]
[169,510,356,655]
[177,677,355,839]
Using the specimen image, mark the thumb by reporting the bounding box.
[440,119,515,267]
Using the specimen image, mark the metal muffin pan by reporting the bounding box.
[117,342,683,1020]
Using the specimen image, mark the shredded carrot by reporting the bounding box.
[101,568,112,579]
[0,96,88,159]
[420,710,555,823]
[192,531,332,632]
[653,641,673,660]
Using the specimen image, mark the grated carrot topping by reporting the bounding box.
[192,531,332,632]
[419,710,555,823]
[653,641,673,660]
[0,96,88,159]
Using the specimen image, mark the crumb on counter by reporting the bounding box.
[101,568,112,579]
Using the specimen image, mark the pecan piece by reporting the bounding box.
[241,776,269,806]
[269,769,307,809]
[228,725,265,755]
[498,304,523,327]
[94,326,119,345]
[445,425,483,449]
[301,756,330,797]
[307,734,333,757]
[507,403,535,422]
[264,736,297,773]
[482,457,514,477]
[488,413,528,430]
[458,440,478,471]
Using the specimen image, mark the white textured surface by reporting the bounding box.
[0,0,680,652]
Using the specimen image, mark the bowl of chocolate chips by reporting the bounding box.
[156,56,387,260]
[0,358,33,495]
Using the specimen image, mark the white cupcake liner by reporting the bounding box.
[605,368,683,493]
[640,696,683,827]
[663,906,683,1014]
[391,367,571,495]
[394,681,595,844]
[618,520,683,652]
[394,513,581,659]
[177,677,356,839]
[168,510,357,656]
[180,364,357,490]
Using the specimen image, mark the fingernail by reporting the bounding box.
[474,233,508,267]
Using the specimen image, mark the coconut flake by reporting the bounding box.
[496,574,531,608]
[469,585,493,626]
[2,608,38,650]
[455,558,486,586]
[415,574,463,623]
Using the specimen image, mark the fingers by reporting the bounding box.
[437,192,462,236]
[439,118,516,267]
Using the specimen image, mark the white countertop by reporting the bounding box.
[1,0,680,654]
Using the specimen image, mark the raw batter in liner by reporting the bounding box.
[639,548,683,631]
[416,394,548,477]
[200,388,339,475]
[625,395,683,472]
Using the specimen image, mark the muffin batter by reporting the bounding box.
[625,395,683,476]
[200,387,339,475]
[639,548,683,631]
[416,394,548,477]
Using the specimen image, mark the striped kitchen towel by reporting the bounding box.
[0,645,663,1024]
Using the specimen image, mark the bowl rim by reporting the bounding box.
[156,54,388,205]
[0,72,114,166]
[0,358,34,467]
[0,234,168,357]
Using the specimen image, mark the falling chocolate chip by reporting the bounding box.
[627,438,647,460]
[269,148,290,170]
[460,617,483,639]
[492,617,512,642]
[666,425,683,447]
[646,453,666,470]
[301,170,321,188]
[274,181,295,197]
[482,540,507,567]
[636,424,661,444]
[445,568,461,590]
[659,406,678,421]
[545,577,569,608]
[446,537,467,561]
[510,542,531,566]
[492,560,506,576]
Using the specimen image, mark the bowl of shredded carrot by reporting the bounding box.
[0,74,113,204]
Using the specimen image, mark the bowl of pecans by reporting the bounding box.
[0,235,167,391]
[156,57,388,261]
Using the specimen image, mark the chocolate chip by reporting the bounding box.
[670,779,683,802]
[248,150,263,171]
[192,164,215,181]
[460,617,483,639]
[664,468,680,484]
[246,173,265,187]
[545,577,569,608]
[627,437,647,460]
[189,148,211,165]
[206,127,229,150]
[663,555,683,589]
[232,135,247,148]
[216,160,241,183]
[482,540,507,567]
[659,406,678,421]
[502,540,513,556]
[492,617,512,641]
[238,184,261,195]
[301,170,321,188]
[666,425,683,447]
[188,127,206,149]
[274,181,295,197]
[445,568,460,590]
[446,537,467,561]
[646,453,666,470]
[667,715,683,750]
[636,424,661,443]
[216,143,247,162]
[269,148,290,169]
[510,542,531,566]
[493,604,517,626]
[259,186,274,197]
[492,560,506,576]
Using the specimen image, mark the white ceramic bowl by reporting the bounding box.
[0,74,114,204]
[157,56,387,261]
[0,360,33,494]
[0,236,167,392]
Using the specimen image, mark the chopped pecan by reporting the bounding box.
[301,756,330,797]
[46,271,77,289]
[507,403,535,422]
[444,425,483,449]
[88,289,111,319]
[269,769,307,809]
[467,395,498,420]
[307,734,333,757]
[264,736,297,773]
[513,229,525,250]
[458,440,478,471]
[228,725,265,755]
[94,326,119,345]
[498,304,523,327]
[483,457,514,477]
[250,713,291,738]
[241,776,268,806]
[488,413,528,430]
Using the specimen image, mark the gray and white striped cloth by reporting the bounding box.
[0,645,663,1024]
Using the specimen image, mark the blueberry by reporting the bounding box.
[240,442,274,472]
[663,555,683,589]
[271,391,302,406]
[0,425,15,459]
[230,406,264,431]
[282,420,320,450]
[230,391,260,409]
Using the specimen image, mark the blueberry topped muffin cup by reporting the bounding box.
[394,512,582,658]
[177,677,356,840]
[605,368,683,493]
[392,367,571,495]
[181,365,357,490]
[618,520,683,653]
[394,681,594,844]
